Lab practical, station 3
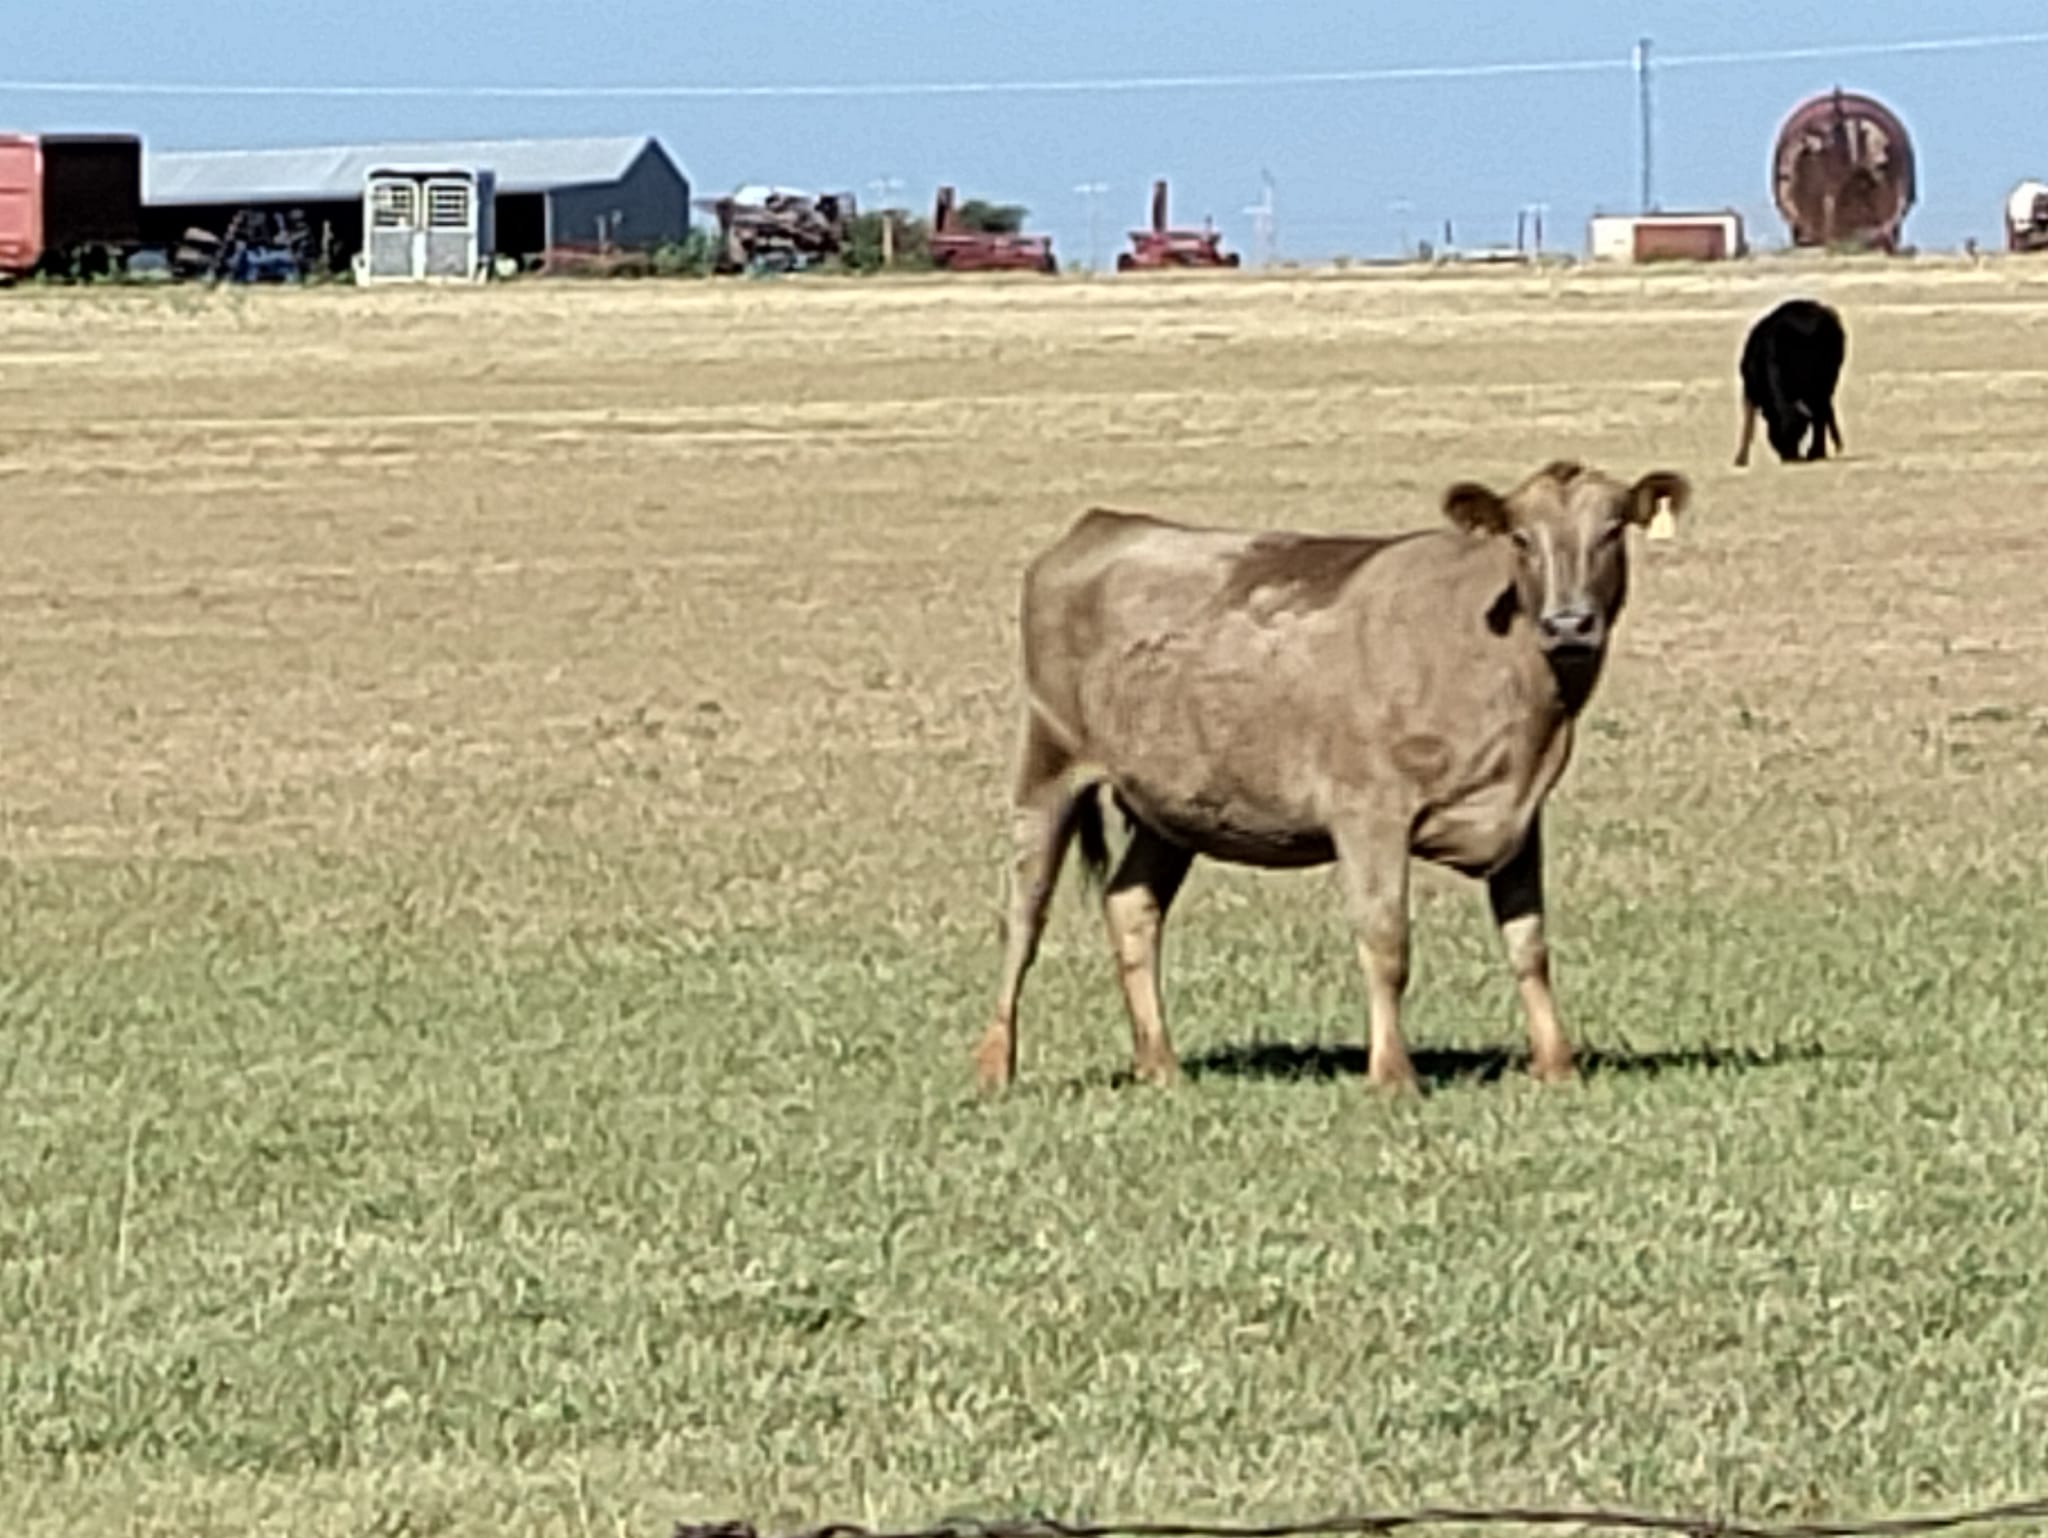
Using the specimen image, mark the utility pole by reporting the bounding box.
[1074,180,1109,272]
[1634,36,1654,212]
[1243,169,1276,267]
[867,176,904,267]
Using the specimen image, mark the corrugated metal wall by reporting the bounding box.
[546,145,691,253]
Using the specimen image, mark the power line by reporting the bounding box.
[2,29,2047,103]
[0,61,1623,101]
[1662,32,2048,68]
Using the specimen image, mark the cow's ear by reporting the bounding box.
[1442,482,1511,536]
[1624,470,1691,526]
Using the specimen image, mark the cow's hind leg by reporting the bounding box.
[1333,813,1418,1093]
[1487,815,1575,1084]
[1823,399,1844,454]
[975,714,1087,1092]
[1101,817,1194,1086]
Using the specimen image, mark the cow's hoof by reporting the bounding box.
[972,1026,1015,1094]
[1530,1056,1578,1086]
[1131,1053,1181,1088]
[1366,1064,1421,1098]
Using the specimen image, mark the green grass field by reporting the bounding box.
[5,261,2048,1537]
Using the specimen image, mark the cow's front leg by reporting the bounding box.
[1733,398,1758,467]
[1487,815,1575,1084]
[1333,814,1417,1092]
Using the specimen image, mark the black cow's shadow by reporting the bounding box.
[1172,1038,1832,1090]
[1740,451,1869,469]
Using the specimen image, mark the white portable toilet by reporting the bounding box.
[355,166,497,282]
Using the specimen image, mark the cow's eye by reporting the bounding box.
[1508,529,1532,552]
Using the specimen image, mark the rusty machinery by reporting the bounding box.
[694,186,857,275]
[1771,87,1917,253]
[928,185,1057,274]
[1117,179,1239,271]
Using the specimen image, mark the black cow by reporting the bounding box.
[1734,299,1847,467]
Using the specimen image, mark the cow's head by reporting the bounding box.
[1766,403,1809,463]
[1442,460,1691,675]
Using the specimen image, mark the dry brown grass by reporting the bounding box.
[6,259,2048,1535]
[8,262,2048,895]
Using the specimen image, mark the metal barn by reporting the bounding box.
[143,135,690,271]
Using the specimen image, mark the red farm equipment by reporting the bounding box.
[1117,179,1238,271]
[928,185,1057,274]
[0,132,144,281]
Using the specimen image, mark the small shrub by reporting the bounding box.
[651,230,718,278]
[844,212,933,274]
[955,199,1027,235]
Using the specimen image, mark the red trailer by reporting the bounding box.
[0,132,144,279]
[1117,179,1238,271]
[928,185,1057,274]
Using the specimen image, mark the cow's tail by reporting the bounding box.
[1069,781,1115,893]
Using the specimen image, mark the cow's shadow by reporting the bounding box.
[1740,452,1869,469]
[1174,1038,1832,1089]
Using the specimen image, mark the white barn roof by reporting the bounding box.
[146,135,680,205]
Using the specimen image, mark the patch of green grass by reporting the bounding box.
[5,850,2047,1535]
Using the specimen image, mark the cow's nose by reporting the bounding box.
[1539,606,1603,648]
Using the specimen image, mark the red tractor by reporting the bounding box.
[1117,179,1239,271]
[928,185,1057,274]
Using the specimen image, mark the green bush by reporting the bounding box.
[651,229,719,278]
[844,211,933,274]
[955,198,1027,234]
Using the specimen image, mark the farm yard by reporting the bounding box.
[6,260,2048,1537]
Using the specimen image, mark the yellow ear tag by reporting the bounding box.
[1645,507,1677,542]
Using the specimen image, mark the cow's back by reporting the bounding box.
[1019,510,1407,724]
[1744,299,1845,399]
[1015,511,1506,862]
[1019,511,1286,741]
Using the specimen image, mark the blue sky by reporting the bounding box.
[8,1,2047,264]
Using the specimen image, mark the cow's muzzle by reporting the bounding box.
[1537,605,1605,654]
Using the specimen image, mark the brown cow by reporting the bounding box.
[974,459,1691,1094]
